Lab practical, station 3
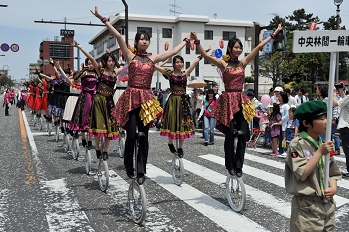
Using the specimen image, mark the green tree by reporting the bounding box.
[0,74,14,87]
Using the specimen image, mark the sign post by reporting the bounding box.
[263,30,273,53]
[293,30,349,197]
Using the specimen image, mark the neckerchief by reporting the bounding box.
[299,131,325,196]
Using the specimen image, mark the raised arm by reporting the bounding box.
[72,41,101,77]
[185,46,211,77]
[91,6,134,64]
[35,66,54,81]
[191,31,226,71]
[241,24,282,67]
[151,33,193,63]
[154,58,170,75]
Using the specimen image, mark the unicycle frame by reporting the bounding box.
[171,139,184,186]
[128,131,147,224]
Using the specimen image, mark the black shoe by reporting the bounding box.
[177,148,184,158]
[228,169,235,176]
[127,171,134,179]
[235,168,243,178]
[168,144,176,153]
[82,139,87,147]
[54,121,58,126]
[234,130,244,137]
[342,172,349,178]
[102,152,108,161]
[48,117,53,123]
[208,142,214,145]
[137,173,146,185]
[96,150,102,159]
[87,141,93,150]
[204,142,208,146]
[60,127,65,134]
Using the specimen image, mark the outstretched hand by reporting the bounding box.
[72,40,79,47]
[191,31,198,40]
[274,24,283,35]
[90,6,103,20]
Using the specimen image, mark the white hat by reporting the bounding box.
[274,86,283,92]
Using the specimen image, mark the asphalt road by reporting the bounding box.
[1,103,349,232]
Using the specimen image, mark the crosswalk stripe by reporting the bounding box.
[179,159,291,218]
[40,178,94,232]
[0,189,9,231]
[200,154,349,208]
[244,153,349,191]
[106,170,183,231]
[146,164,269,232]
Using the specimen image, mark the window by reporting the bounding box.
[223,31,236,41]
[162,28,172,38]
[49,44,71,60]
[195,63,199,77]
[137,27,152,37]
[204,30,213,40]
[204,58,211,64]
[186,62,190,69]
[186,42,190,54]
[195,47,200,55]
[107,37,116,48]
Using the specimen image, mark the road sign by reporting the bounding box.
[263,30,273,53]
[1,43,9,52]
[293,30,349,53]
[10,44,19,52]
[214,49,223,58]
[37,59,43,65]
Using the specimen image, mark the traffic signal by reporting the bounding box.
[273,29,286,51]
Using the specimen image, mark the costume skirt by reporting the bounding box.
[40,93,48,111]
[32,97,42,111]
[27,95,35,108]
[68,91,94,132]
[63,95,79,123]
[160,94,194,140]
[89,93,119,140]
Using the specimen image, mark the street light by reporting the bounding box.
[1,64,10,76]
[334,0,343,82]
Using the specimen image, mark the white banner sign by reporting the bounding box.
[293,30,349,53]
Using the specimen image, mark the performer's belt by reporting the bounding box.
[225,89,242,92]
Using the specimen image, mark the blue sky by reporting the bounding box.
[0,0,348,79]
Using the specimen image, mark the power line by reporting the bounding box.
[169,0,182,16]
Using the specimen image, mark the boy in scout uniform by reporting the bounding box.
[284,101,342,232]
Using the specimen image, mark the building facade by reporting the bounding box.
[88,13,255,92]
[38,33,74,76]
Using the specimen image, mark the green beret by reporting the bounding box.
[294,100,327,122]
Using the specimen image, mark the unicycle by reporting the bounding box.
[97,154,109,192]
[128,131,147,224]
[46,118,52,137]
[71,133,80,160]
[55,122,60,142]
[63,124,70,153]
[32,114,37,127]
[171,139,184,186]
[37,115,43,131]
[225,130,246,212]
[115,127,126,158]
[85,133,92,175]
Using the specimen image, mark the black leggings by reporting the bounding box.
[123,107,150,174]
[222,109,248,171]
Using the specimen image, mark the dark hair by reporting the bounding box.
[134,30,151,51]
[318,85,328,98]
[205,89,216,101]
[285,88,291,95]
[279,92,289,104]
[225,37,243,56]
[84,58,89,66]
[101,53,116,69]
[271,103,281,118]
[299,88,305,95]
[298,114,327,132]
[172,55,184,69]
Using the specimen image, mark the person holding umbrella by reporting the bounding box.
[285,100,341,231]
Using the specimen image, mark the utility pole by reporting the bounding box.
[121,0,129,47]
[169,0,182,16]
[156,25,160,91]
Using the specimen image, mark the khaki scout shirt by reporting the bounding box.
[285,137,342,196]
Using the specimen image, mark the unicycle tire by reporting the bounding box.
[71,138,80,160]
[171,155,184,186]
[128,180,147,224]
[85,148,91,175]
[47,122,51,137]
[225,174,246,212]
[37,118,42,131]
[64,133,70,153]
[55,126,59,142]
[117,137,125,158]
[97,160,109,192]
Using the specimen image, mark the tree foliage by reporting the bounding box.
[0,74,14,87]
[259,8,349,91]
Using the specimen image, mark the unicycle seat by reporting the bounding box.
[136,132,145,138]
